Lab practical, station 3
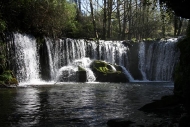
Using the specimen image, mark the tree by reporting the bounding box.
[0,0,77,38]
[89,0,99,39]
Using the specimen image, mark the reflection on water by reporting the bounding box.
[0,82,173,127]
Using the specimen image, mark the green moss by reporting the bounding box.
[9,78,18,84]
[92,60,121,74]
[78,66,86,71]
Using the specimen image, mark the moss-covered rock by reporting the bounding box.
[90,60,129,82]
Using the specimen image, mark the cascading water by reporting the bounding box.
[7,33,180,83]
[120,66,135,82]
[98,40,129,66]
[45,38,55,80]
[45,38,88,81]
[10,33,40,83]
[56,58,96,82]
[138,42,148,81]
[144,39,180,81]
[45,38,131,82]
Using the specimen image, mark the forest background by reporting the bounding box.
[0,0,189,40]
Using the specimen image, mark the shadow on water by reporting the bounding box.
[0,82,174,127]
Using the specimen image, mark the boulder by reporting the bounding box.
[90,60,129,82]
[139,95,183,115]
[58,70,76,82]
[107,118,135,127]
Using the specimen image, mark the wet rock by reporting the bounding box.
[122,40,133,48]
[179,113,190,127]
[127,43,143,80]
[90,60,129,82]
[107,118,135,127]
[58,70,76,82]
[139,95,182,113]
[76,71,87,82]
[139,94,188,127]
[76,66,87,82]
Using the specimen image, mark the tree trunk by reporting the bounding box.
[117,0,121,39]
[122,1,127,40]
[89,0,99,39]
[102,0,107,40]
[128,0,132,40]
[107,0,113,39]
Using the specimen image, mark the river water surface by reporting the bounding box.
[0,82,173,127]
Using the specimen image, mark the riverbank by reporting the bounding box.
[0,83,18,88]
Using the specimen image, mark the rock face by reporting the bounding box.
[90,60,129,83]
[174,37,190,115]
[128,43,143,80]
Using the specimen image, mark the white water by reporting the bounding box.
[56,58,96,82]
[45,38,132,82]
[45,38,55,80]
[145,39,180,81]
[13,33,40,84]
[120,66,135,82]
[9,33,180,84]
[138,42,148,81]
[98,40,129,65]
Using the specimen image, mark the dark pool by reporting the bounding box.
[0,82,173,127]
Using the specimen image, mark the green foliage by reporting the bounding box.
[0,80,5,85]
[146,38,153,41]
[0,18,6,32]
[0,41,6,73]
[0,40,18,85]
[0,71,12,81]
[0,0,188,39]
[0,70,18,85]
[0,0,77,38]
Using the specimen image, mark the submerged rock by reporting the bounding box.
[107,118,135,127]
[139,95,188,127]
[90,60,129,82]
[139,95,182,112]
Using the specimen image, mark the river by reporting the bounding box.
[0,82,173,127]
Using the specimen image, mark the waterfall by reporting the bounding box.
[56,58,96,82]
[143,39,180,81]
[11,33,40,83]
[45,38,55,80]
[98,40,129,66]
[7,33,180,83]
[138,42,148,81]
[120,66,135,82]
